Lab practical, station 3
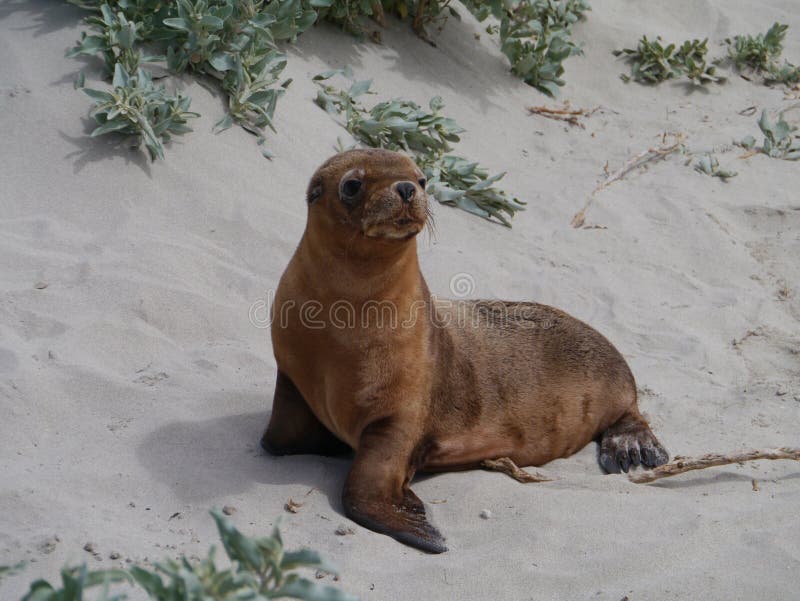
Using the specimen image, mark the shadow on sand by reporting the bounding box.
[136,408,353,512]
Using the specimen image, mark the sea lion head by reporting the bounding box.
[306,149,429,242]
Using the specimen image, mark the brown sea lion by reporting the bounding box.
[261,148,668,553]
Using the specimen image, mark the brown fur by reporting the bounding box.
[262,149,668,553]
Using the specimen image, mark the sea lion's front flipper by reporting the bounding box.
[262,371,350,457]
[342,419,447,554]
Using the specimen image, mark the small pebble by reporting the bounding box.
[83,542,97,553]
[109,551,121,560]
[479,509,492,520]
[222,505,236,516]
[34,282,48,290]
[334,524,355,536]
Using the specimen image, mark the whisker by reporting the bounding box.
[424,204,438,245]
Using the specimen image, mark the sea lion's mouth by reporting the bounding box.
[363,219,424,240]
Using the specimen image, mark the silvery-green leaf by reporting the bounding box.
[348,79,372,98]
[281,549,339,573]
[112,63,129,88]
[162,17,190,30]
[83,88,115,104]
[209,52,235,71]
[273,578,359,601]
[91,119,131,137]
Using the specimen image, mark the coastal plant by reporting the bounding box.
[740,109,800,160]
[66,0,300,159]
[82,63,198,160]
[315,0,383,36]
[462,0,591,96]
[64,0,591,163]
[725,23,800,85]
[20,508,357,601]
[314,69,525,225]
[614,36,725,85]
[694,154,737,180]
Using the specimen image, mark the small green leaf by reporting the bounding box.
[91,119,131,136]
[273,578,360,601]
[162,17,190,30]
[740,135,756,149]
[348,79,372,98]
[82,87,114,104]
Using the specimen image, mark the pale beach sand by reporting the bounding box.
[1,1,799,599]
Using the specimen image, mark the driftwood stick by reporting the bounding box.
[527,104,600,129]
[628,447,800,484]
[571,134,685,228]
[481,457,553,483]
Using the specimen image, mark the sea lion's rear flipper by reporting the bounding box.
[599,409,669,474]
[342,419,448,554]
[343,488,447,554]
[261,371,350,456]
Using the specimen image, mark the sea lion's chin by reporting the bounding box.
[363,220,424,241]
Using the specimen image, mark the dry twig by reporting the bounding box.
[527,103,599,128]
[481,457,553,483]
[571,133,686,228]
[284,498,303,513]
[628,447,800,484]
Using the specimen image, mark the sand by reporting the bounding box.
[1,0,799,599]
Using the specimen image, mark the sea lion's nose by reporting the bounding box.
[395,182,416,203]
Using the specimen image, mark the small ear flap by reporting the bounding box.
[307,176,323,204]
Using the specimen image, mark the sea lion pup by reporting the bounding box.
[262,148,668,553]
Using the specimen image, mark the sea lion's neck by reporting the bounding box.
[296,230,427,304]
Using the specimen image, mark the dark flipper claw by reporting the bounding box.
[629,447,641,467]
[599,411,668,474]
[616,449,631,473]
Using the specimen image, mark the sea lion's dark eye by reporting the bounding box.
[418,178,427,189]
[341,179,362,200]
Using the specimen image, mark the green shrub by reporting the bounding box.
[314,69,525,225]
[67,0,301,157]
[65,0,592,162]
[20,508,358,601]
[463,0,590,96]
[725,23,800,84]
[613,36,724,85]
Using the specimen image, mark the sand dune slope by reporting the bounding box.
[1,1,799,599]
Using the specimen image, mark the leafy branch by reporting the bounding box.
[694,154,737,180]
[613,36,725,85]
[83,63,199,160]
[462,0,590,96]
[20,508,358,601]
[314,69,525,226]
[739,108,800,161]
[725,22,800,85]
[66,0,302,159]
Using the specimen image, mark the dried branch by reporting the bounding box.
[571,133,686,227]
[481,457,553,483]
[527,103,599,128]
[628,447,800,484]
